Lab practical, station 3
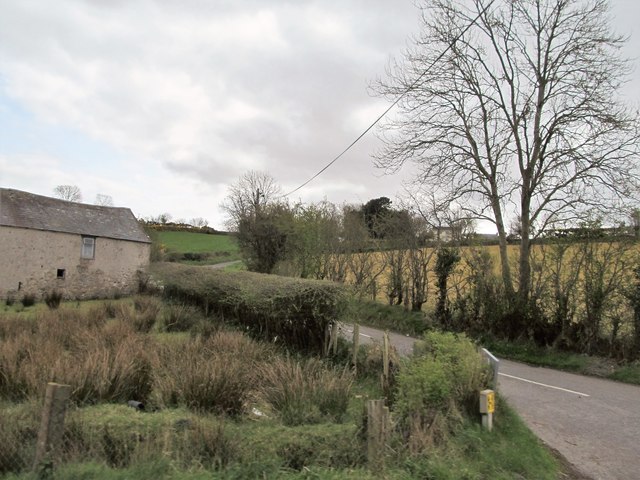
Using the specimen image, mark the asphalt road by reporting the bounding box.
[341,324,640,480]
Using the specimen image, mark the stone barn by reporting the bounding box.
[0,188,151,301]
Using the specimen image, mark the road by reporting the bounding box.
[341,324,640,480]
[207,260,242,270]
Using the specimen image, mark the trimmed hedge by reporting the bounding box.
[151,263,347,353]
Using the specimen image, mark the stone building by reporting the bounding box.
[0,188,151,300]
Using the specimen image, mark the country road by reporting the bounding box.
[341,324,640,480]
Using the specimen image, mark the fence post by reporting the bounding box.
[352,323,360,369]
[33,382,71,471]
[331,322,339,355]
[381,331,390,394]
[367,399,390,469]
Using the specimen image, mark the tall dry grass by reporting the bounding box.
[254,357,354,425]
[0,308,155,403]
[152,330,274,414]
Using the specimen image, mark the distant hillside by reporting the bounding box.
[155,230,240,264]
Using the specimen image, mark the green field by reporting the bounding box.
[154,231,240,264]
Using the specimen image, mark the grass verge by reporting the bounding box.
[485,338,640,385]
[344,298,430,337]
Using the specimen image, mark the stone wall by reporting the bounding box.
[0,226,150,300]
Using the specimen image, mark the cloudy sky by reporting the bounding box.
[1,0,638,230]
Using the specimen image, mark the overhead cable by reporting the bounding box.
[282,0,496,198]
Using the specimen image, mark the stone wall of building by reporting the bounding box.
[0,226,150,301]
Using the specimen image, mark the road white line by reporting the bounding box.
[342,329,373,339]
[499,373,590,397]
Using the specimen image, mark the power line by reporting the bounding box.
[283,0,495,198]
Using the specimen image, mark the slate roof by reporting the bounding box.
[0,188,151,243]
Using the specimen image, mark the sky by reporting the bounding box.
[1,0,638,231]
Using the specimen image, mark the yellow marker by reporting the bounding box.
[480,389,495,414]
[479,389,495,431]
[486,391,495,413]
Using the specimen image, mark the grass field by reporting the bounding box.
[155,231,241,264]
[0,295,562,479]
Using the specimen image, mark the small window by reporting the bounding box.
[81,236,95,259]
[57,269,66,279]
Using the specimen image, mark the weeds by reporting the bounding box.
[153,332,269,414]
[161,303,201,332]
[20,294,36,308]
[44,290,63,309]
[255,357,353,425]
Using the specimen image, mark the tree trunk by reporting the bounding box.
[492,196,515,301]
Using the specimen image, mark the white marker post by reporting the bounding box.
[479,389,495,431]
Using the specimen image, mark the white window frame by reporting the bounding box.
[81,236,96,259]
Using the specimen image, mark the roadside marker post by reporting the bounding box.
[479,389,495,431]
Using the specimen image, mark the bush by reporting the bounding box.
[154,263,347,353]
[20,294,36,307]
[5,295,15,307]
[255,357,353,425]
[354,342,400,380]
[395,331,490,448]
[44,290,63,309]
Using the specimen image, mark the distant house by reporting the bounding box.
[0,188,151,300]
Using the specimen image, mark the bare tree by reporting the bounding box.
[94,194,114,206]
[222,171,292,273]
[189,217,209,228]
[374,0,640,312]
[221,171,282,232]
[53,185,82,202]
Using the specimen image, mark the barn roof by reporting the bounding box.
[0,188,151,244]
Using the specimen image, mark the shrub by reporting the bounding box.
[395,331,490,447]
[20,294,36,307]
[5,295,15,307]
[154,263,347,353]
[255,357,353,425]
[355,342,400,379]
[44,290,63,309]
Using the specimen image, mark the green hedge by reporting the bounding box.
[151,263,347,353]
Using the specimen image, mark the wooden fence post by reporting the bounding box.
[367,399,390,469]
[331,322,339,355]
[352,323,360,369]
[33,383,71,471]
[381,331,390,393]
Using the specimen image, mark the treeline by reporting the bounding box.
[223,175,640,361]
[139,213,224,235]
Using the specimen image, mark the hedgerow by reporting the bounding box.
[152,263,347,353]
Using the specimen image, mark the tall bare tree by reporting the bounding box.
[222,171,291,273]
[374,0,640,312]
[53,185,82,202]
[221,171,282,232]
